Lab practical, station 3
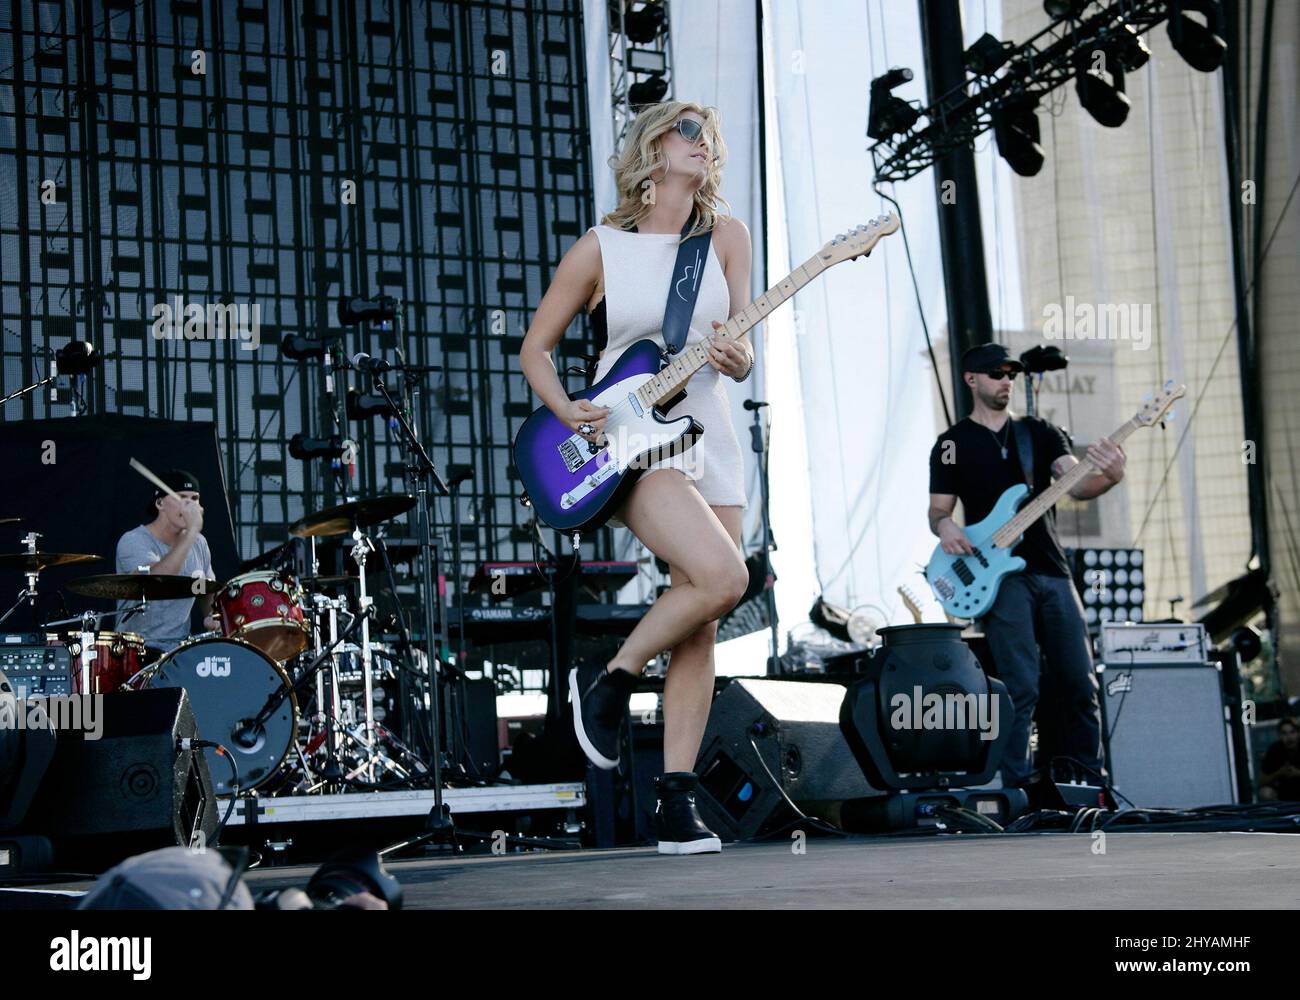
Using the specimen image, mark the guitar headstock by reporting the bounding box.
[819,214,900,266]
[897,584,924,625]
[1134,380,1186,427]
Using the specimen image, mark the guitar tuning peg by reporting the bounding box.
[1164,379,1174,391]
[1166,407,1177,423]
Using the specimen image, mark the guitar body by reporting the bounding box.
[513,338,703,532]
[925,484,1029,620]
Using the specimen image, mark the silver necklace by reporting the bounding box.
[985,420,1010,460]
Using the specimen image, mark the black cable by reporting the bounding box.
[746,736,845,840]
[872,185,954,429]
[188,739,240,842]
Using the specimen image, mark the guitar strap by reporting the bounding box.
[641,210,712,357]
[1011,417,1034,489]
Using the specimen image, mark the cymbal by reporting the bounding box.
[0,551,102,573]
[239,539,293,574]
[67,573,218,601]
[301,574,361,589]
[289,494,416,539]
[0,516,19,525]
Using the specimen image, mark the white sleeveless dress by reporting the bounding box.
[588,224,748,527]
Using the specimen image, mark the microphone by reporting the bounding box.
[743,399,769,410]
[351,352,398,374]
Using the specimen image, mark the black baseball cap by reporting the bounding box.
[156,468,201,498]
[146,468,201,519]
[961,342,1024,374]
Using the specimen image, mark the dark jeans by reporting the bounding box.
[981,572,1103,786]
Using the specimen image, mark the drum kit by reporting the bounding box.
[0,493,440,799]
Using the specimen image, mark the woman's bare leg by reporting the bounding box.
[610,471,748,676]
[661,505,743,772]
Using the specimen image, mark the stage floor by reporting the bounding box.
[236,831,1300,909]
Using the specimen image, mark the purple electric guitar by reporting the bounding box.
[514,215,899,531]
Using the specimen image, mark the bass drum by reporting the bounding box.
[142,636,298,795]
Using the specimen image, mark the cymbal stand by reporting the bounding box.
[349,525,380,780]
[0,532,45,627]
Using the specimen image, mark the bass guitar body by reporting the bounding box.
[924,484,1029,620]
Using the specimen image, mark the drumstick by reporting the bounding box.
[129,457,181,501]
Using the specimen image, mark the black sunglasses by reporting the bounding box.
[671,118,705,143]
[982,369,1019,381]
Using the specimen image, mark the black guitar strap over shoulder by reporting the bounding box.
[640,210,712,356]
[1012,417,1034,489]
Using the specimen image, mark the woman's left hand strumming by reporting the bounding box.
[707,321,753,380]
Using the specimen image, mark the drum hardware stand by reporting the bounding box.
[368,349,455,846]
[0,532,46,627]
[239,606,374,788]
[746,399,781,675]
[349,526,381,778]
[308,591,347,787]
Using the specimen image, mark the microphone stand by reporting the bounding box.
[367,345,455,845]
[747,400,780,675]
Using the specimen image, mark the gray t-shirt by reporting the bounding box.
[115,525,214,650]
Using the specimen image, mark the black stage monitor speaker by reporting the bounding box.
[694,679,878,842]
[21,689,219,868]
[1100,661,1236,808]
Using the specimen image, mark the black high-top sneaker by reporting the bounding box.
[569,666,637,769]
[655,771,722,855]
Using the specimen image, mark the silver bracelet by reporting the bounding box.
[731,351,754,383]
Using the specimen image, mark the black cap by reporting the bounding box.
[961,342,1023,374]
[155,468,201,499]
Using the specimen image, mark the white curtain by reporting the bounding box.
[763,0,948,626]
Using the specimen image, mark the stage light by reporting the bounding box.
[1229,625,1262,665]
[53,341,101,376]
[992,94,1044,176]
[839,624,1013,792]
[1168,0,1226,73]
[628,75,669,106]
[614,1,665,44]
[288,434,345,461]
[1044,0,1088,19]
[964,33,1012,76]
[1076,54,1130,127]
[626,48,666,75]
[338,294,398,326]
[280,334,327,360]
[867,68,920,142]
[1070,548,1145,627]
[1109,23,1151,71]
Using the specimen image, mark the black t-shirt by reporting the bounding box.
[929,415,1073,578]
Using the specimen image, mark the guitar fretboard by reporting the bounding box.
[990,416,1140,548]
[635,252,829,409]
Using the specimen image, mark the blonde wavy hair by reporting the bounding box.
[599,101,731,242]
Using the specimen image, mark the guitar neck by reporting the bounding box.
[637,251,828,410]
[991,416,1140,548]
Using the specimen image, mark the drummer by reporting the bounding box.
[115,468,220,652]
